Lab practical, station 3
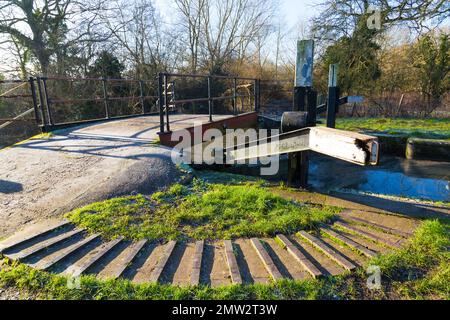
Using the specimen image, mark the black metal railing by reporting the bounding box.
[2,73,264,135]
[33,76,159,130]
[0,78,41,147]
[157,72,261,133]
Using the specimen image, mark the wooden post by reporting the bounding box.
[396,93,405,115]
[158,73,165,133]
[326,64,339,128]
[101,78,110,119]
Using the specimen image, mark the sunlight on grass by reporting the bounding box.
[371,220,450,299]
[334,118,450,139]
[65,179,339,241]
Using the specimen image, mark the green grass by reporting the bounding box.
[1,132,54,151]
[0,259,340,299]
[65,180,338,241]
[334,117,450,139]
[0,219,447,300]
[371,220,449,299]
[15,132,53,143]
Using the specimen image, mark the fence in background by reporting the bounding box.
[0,79,40,147]
[1,73,267,137]
[157,72,260,133]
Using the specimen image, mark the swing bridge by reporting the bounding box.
[1,39,379,187]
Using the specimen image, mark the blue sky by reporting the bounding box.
[154,0,320,30]
[279,0,320,27]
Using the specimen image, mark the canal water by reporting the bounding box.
[308,155,449,202]
[205,155,450,202]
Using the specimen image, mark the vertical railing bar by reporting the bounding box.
[36,77,48,129]
[28,77,41,127]
[139,80,145,114]
[41,77,53,126]
[102,78,110,119]
[158,73,165,133]
[208,76,212,122]
[233,77,237,115]
[258,79,261,112]
[253,79,258,112]
[164,74,170,132]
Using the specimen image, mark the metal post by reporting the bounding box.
[102,78,110,119]
[290,39,315,189]
[293,86,306,111]
[28,77,41,127]
[289,84,309,189]
[164,74,170,132]
[171,81,176,104]
[139,80,146,114]
[208,76,212,122]
[41,77,53,126]
[326,64,339,128]
[257,79,261,112]
[254,79,258,112]
[306,88,317,126]
[36,77,48,129]
[233,77,237,115]
[288,151,309,188]
[326,87,339,128]
[157,73,165,133]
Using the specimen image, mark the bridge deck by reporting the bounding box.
[67,114,233,142]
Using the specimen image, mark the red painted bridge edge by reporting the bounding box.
[158,112,259,147]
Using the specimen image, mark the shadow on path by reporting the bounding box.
[0,180,23,194]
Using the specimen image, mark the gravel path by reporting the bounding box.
[0,123,182,238]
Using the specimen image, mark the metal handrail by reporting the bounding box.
[0,82,28,97]
[43,76,155,82]
[163,72,257,81]
[1,73,262,133]
[0,108,34,130]
[158,72,261,133]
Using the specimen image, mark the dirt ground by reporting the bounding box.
[0,118,186,238]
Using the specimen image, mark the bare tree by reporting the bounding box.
[0,0,109,75]
[176,0,275,72]
[312,0,450,42]
[175,0,205,73]
[0,35,32,78]
[200,0,276,73]
[101,0,180,78]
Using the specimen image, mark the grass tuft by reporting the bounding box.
[370,220,449,299]
[66,180,338,241]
